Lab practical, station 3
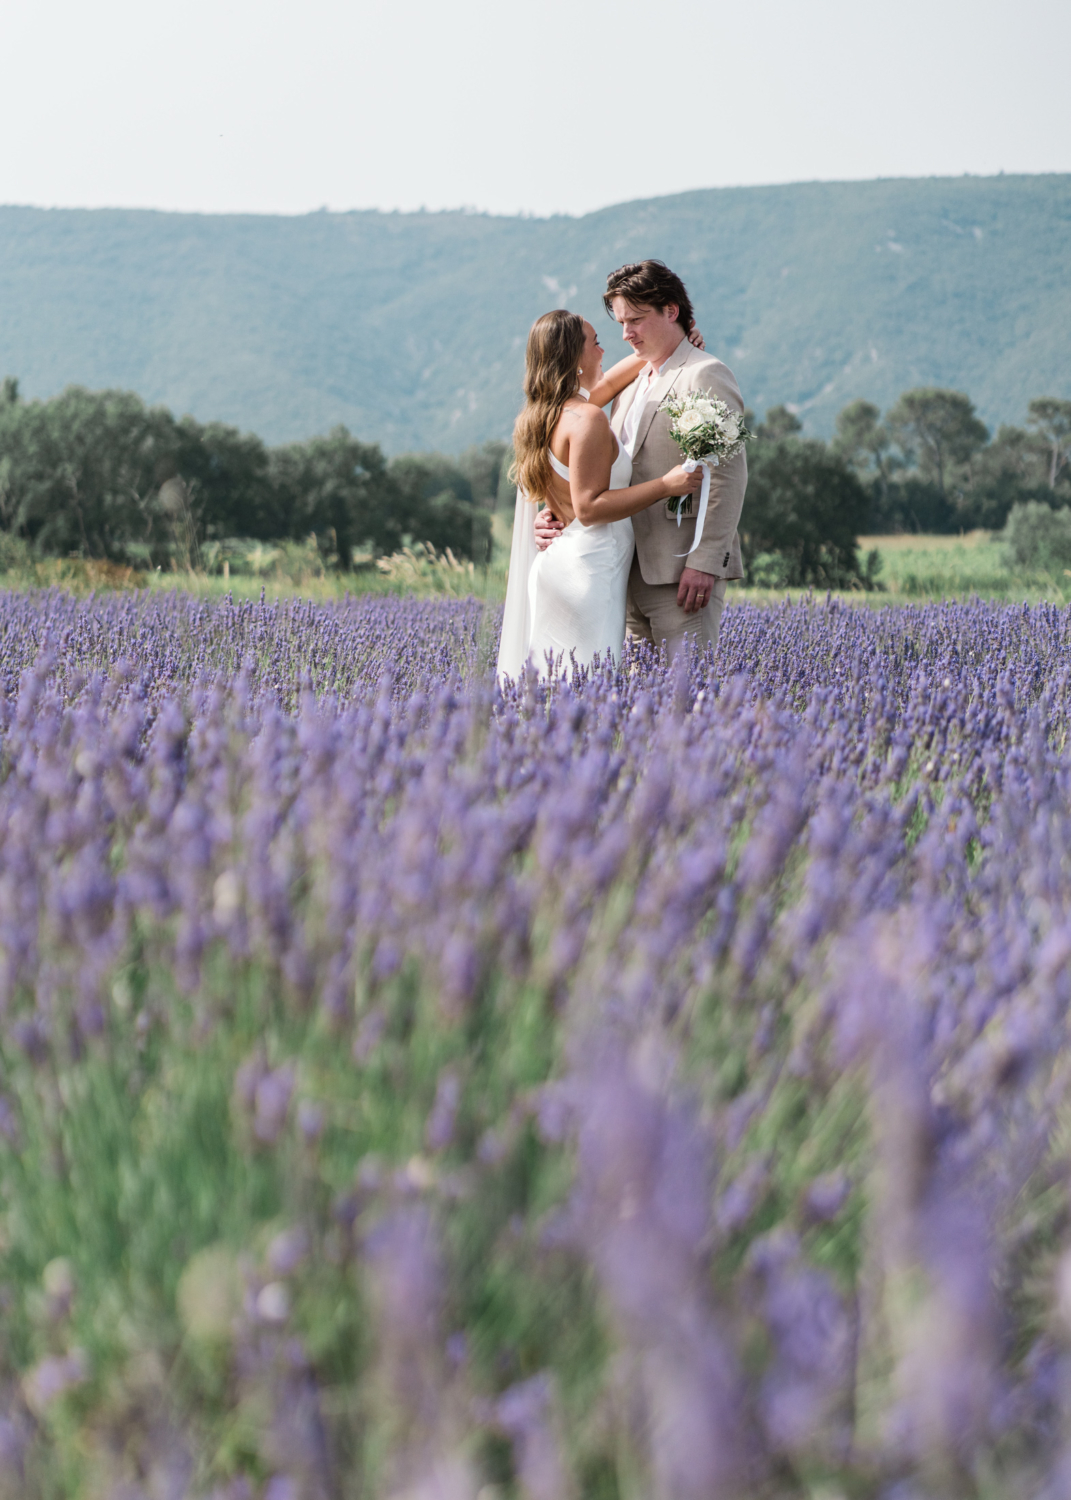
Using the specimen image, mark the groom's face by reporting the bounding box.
[612,297,681,364]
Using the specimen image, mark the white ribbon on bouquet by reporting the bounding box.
[675,455,719,558]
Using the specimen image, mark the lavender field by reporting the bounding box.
[1,587,1071,1498]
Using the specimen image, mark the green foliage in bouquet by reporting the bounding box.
[660,389,754,464]
[660,389,754,515]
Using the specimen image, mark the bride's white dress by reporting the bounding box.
[497,438,635,680]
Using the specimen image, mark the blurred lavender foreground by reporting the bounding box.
[2,589,1071,1496]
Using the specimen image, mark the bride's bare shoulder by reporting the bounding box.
[563,401,611,436]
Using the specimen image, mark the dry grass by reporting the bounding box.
[4,527,1069,608]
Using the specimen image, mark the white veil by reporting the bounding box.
[496,488,538,683]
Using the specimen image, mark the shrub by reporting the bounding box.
[0,531,32,573]
[1001,500,1071,574]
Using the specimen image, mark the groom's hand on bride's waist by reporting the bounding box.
[534,510,565,551]
[677,566,717,614]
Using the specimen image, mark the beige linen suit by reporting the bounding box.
[611,335,747,659]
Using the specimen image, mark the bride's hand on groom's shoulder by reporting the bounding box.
[688,327,706,351]
[534,508,565,551]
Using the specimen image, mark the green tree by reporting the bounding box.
[496,446,517,512]
[962,422,1052,528]
[0,380,19,530]
[755,405,803,440]
[388,453,491,562]
[977,423,1046,486]
[268,429,400,566]
[1027,398,1071,490]
[832,399,898,497]
[0,386,179,559]
[173,418,277,542]
[455,440,508,510]
[886,388,988,497]
[742,437,873,587]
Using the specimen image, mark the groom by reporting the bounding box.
[535,259,747,660]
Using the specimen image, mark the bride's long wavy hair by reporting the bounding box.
[510,310,585,503]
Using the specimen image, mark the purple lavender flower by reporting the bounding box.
[425,1068,462,1153]
[0,588,1068,1491]
[495,1373,574,1500]
[570,1045,751,1497]
[254,1064,296,1145]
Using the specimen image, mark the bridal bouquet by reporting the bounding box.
[659,389,753,516]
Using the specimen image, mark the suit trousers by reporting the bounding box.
[625,553,727,661]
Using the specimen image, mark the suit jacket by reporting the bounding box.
[611,337,747,585]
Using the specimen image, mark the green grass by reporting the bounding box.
[856,530,1071,603]
[0,542,509,605]
[488,523,1071,611]
[727,531,1071,608]
[2,526,1068,610]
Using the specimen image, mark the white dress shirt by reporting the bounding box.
[620,349,676,457]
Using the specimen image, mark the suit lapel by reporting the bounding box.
[632,338,692,454]
[611,376,640,436]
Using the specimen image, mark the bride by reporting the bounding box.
[497,309,703,681]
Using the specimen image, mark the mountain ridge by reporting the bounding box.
[1,173,1068,453]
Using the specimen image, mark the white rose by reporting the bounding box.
[692,398,718,420]
[718,413,740,441]
[676,408,707,435]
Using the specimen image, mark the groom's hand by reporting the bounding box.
[677,566,716,614]
[534,509,565,551]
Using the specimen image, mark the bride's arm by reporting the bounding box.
[583,354,645,408]
[568,407,702,525]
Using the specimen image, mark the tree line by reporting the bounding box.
[737,389,1071,587]
[1,375,1068,588]
[0,379,502,571]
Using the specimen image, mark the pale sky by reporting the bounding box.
[1,0,1068,218]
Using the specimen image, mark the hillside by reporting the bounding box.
[1,175,1068,452]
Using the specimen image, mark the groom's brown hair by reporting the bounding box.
[603,260,695,333]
